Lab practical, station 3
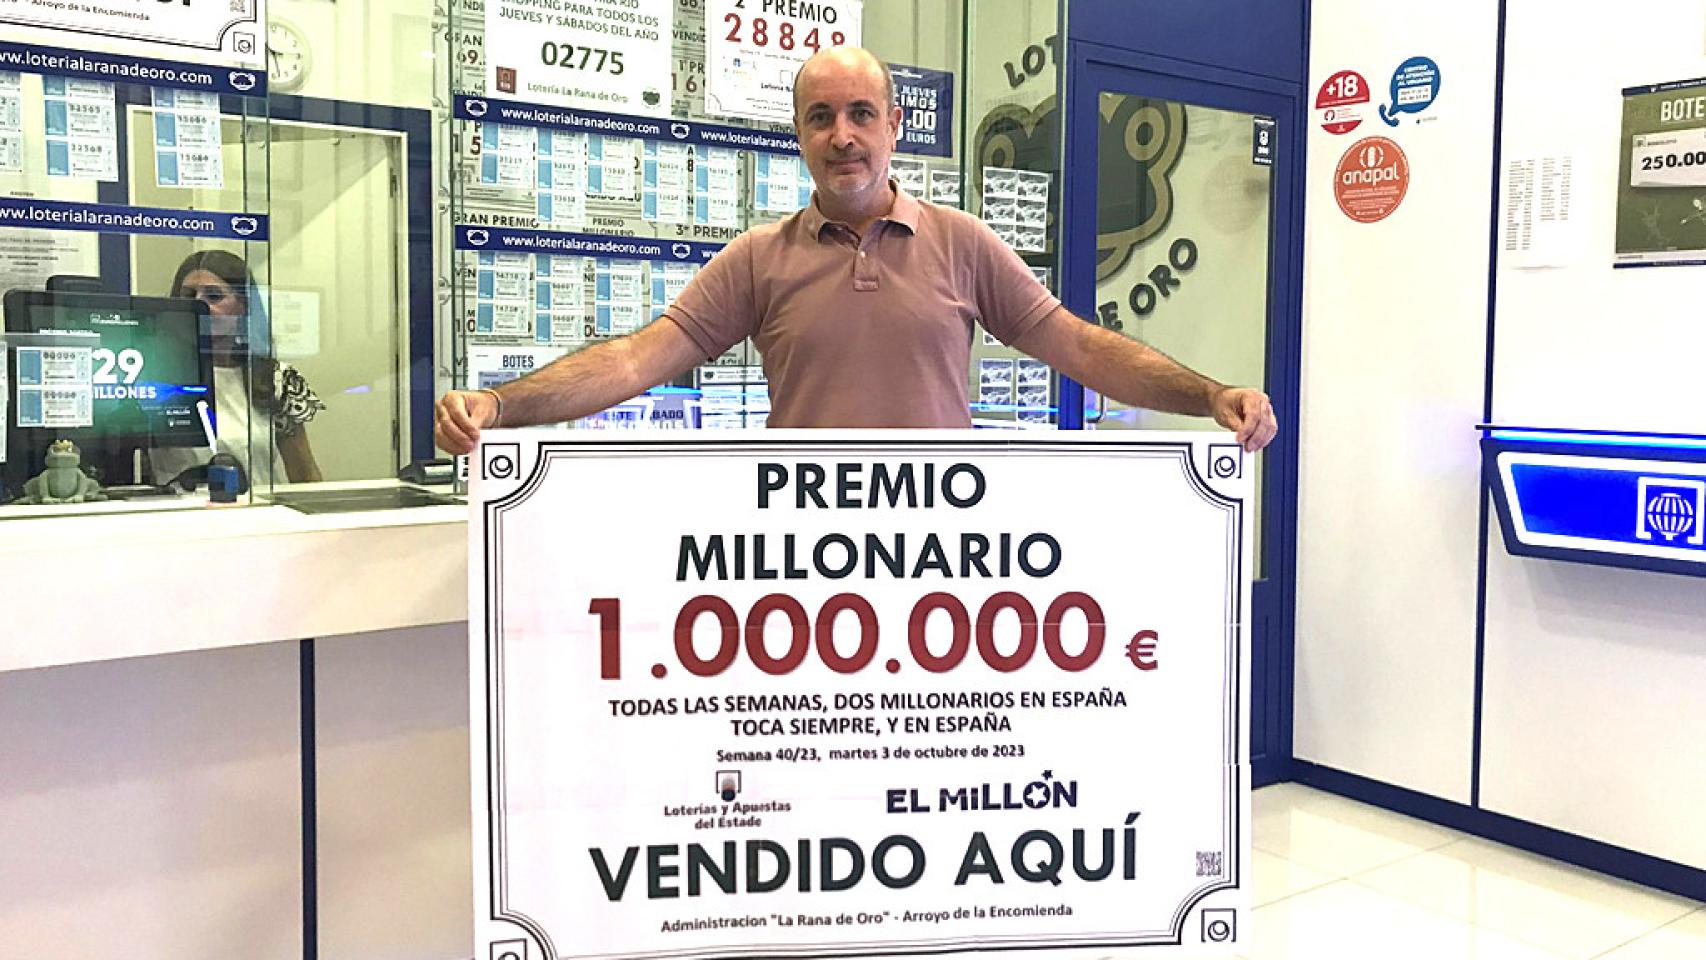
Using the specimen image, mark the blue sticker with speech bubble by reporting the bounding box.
[1380,56,1441,126]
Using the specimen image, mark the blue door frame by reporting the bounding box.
[1059,41,1304,786]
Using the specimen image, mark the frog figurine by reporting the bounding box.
[21,440,106,504]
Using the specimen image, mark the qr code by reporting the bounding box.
[1196,851,1224,877]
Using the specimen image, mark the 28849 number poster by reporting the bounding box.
[470,432,1252,960]
[704,0,861,124]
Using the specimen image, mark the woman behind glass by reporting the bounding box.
[150,250,325,486]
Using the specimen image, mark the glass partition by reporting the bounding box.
[1,0,446,518]
[0,44,272,516]
[440,0,1049,433]
[2,0,1079,517]
[962,0,1064,428]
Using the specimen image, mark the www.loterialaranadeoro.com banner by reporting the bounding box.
[469,431,1253,960]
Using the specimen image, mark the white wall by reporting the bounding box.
[1303,0,1706,874]
[316,624,472,960]
[0,624,476,960]
[1480,0,1706,867]
[0,644,304,959]
[1296,0,1499,801]
[273,0,436,110]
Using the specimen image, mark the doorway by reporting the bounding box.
[1062,42,1302,785]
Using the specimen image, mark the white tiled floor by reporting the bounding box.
[1241,783,1706,960]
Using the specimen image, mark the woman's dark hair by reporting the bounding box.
[170,249,260,314]
[170,249,280,411]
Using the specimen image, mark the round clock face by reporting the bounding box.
[266,21,311,92]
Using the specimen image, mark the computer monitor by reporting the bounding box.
[3,289,214,491]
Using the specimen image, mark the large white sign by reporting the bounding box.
[704,0,861,124]
[484,0,672,117]
[1629,126,1706,189]
[469,431,1253,960]
[0,0,264,68]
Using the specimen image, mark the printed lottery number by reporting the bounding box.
[722,15,844,51]
[92,348,143,385]
[539,43,626,75]
[1639,150,1706,170]
[590,591,1114,680]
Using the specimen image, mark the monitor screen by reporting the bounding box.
[4,290,213,450]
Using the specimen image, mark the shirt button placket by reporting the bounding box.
[853,235,879,292]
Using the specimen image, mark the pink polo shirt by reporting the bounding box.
[663,184,1058,427]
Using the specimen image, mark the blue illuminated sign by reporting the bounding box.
[1484,431,1706,578]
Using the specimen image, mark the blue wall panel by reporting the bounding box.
[1067,0,1306,84]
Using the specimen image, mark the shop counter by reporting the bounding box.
[0,484,468,673]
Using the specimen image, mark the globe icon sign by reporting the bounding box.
[1645,491,1696,541]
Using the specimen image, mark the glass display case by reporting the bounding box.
[1,0,1075,518]
[0,39,273,516]
[442,0,1066,430]
[1,1,446,518]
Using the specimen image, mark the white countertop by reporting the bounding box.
[1,488,471,673]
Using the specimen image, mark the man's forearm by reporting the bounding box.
[1086,323,1225,416]
[1018,309,1226,416]
[489,337,646,426]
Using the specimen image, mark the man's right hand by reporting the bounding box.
[434,389,498,455]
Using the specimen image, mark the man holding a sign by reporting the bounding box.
[436,47,1278,452]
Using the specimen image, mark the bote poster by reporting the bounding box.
[469,432,1253,960]
[485,0,673,117]
[1615,77,1706,266]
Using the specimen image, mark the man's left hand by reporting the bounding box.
[1209,387,1278,452]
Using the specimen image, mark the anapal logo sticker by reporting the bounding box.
[1333,136,1409,223]
[1637,478,1704,545]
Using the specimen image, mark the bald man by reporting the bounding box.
[436,46,1277,451]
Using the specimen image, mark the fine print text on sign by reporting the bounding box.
[469,432,1253,960]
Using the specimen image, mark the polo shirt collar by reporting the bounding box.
[804,179,922,238]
